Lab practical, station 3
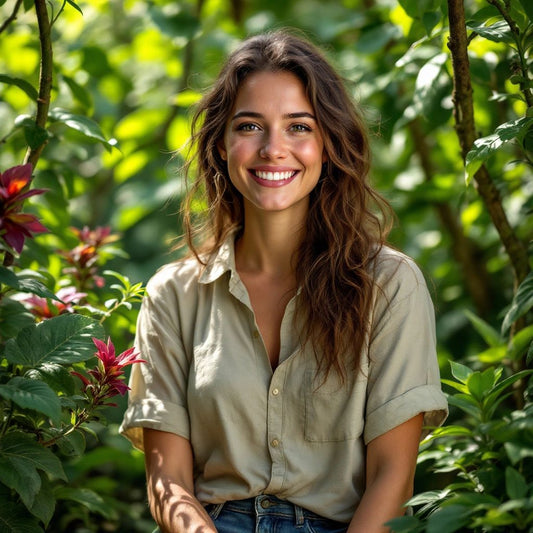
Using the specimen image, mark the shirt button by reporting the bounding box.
[272,388,279,396]
[253,330,260,339]
[271,439,279,447]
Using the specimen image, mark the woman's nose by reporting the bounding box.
[259,131,287,159]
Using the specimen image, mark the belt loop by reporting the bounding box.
[294,503,305,526]
[206,502,225,520]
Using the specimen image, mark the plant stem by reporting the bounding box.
[487,0,533,107]
[0,0,24,35]
[23,0,53,168]
[447,0,530,287]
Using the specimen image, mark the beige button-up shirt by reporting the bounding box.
[120,236,448,523]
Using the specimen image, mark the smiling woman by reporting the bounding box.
[119,29,448,533]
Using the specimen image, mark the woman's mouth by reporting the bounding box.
[251,170,298,181]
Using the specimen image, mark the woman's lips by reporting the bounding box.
[249,169,299,187]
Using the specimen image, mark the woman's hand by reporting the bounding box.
[143,428,218,533]
[347,414,423,533]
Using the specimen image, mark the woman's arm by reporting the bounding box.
[347,413,424,533]
[143,428,218,533]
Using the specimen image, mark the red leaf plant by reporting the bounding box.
[60,226,119,290]
[24,286,88,319]
[72,337,146,408]
[0,163,47,254]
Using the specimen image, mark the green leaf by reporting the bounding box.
[385,516,423,532]
[0,501,44,533]
[26,363,76,396]
[0,269,59,301]
[48,108,116,148]
[467,368,498,402]
[427,504,472,533]
[4,314,104,366]
[55,429,86,457]
[464,309,501,347]
[447,394,481,419]
[505,441,533,464]
[54,487,114,518]
[465,118,533,183]
[518,0,533,22]
[61,74,92,108]
[65,0,83,15]
[505,467,528,499]
[450,361,473,384]
[484,370,533,416]
[0,377,61,423]
[502,271,533,334]
[508,325,533,361]
[466,20,514,43]
[0,432,66,510]
[28,474,55,526]
[0,74,38,100]
[0,299,34,339]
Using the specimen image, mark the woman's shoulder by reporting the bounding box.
[145,255,204,297]
[372,245,430,301]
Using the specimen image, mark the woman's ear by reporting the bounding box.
[217,140,227,161]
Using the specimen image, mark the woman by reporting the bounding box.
[120,30,448,533]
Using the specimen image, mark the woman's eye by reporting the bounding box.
[237,123,260,132]
[290,123,312,133]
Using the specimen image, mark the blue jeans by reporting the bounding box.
[204,495,348,533]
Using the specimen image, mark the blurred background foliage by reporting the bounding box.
[0,0,532,531]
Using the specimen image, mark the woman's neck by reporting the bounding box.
[235,210,306,279]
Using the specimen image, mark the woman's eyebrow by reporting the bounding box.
[231,111,317,121]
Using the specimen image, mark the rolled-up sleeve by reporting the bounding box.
[119,268,192,451]
[364,257,448,444]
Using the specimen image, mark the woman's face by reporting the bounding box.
[218,70,326,219]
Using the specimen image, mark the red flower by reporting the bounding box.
[72,337,145,407]
[24,286,87,319]
[0,164,47,253]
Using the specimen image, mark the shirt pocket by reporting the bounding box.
[303,369,365,442]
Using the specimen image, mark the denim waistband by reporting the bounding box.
[206,495,339,525]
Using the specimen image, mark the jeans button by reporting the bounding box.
[260,499,271,509]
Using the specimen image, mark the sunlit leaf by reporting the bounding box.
[0,377,61,422]
[0,74,38,100]
[48,108,115,148]
[4,314,104,366]
[502,271,533,333]
[465,117,533,183]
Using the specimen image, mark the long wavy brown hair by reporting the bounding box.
[183,30,394,381]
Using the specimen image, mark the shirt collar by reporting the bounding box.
[198,232,238,285]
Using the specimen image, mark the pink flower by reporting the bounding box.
[24,286,87,319]
[0,164,47,253]
[72,337,145,407]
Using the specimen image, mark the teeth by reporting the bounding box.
[255,170,295,181]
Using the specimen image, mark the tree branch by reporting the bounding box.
[23,0,53,168]
[447,0,530,286]
[408,118,493,316]
[0,0,24,35]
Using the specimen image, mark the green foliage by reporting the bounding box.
[0,0,531,531]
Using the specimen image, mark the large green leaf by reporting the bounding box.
[502,271,533,334]
[0,432,65,510]
[0,502,44,533]
[48,108,116,148]
[0,377,61,422]
[464,309,502,347]
[0,299,34,339]
[26,363,76,396]
[4,314,104,366]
